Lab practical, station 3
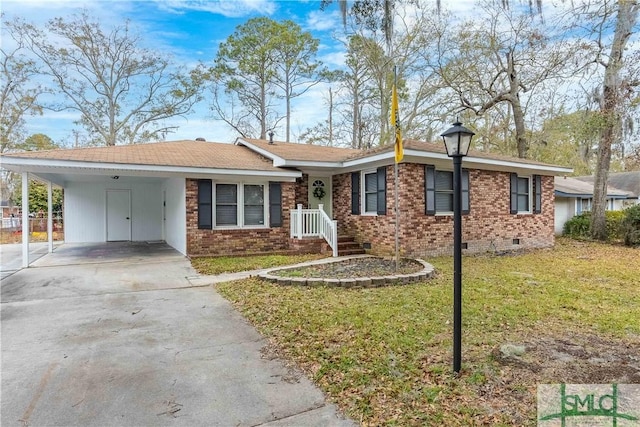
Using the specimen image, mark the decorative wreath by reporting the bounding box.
[313,186,326,200]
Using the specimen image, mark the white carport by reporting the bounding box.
[1,140,301,268]
[3,163,189,267]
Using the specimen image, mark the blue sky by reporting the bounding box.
[1,0,354,146]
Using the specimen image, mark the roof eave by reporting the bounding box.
[0,157,301,179]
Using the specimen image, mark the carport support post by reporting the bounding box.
[47,181,53,253]
[21,172,29,268]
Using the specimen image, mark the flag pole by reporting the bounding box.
[393,66,400,271]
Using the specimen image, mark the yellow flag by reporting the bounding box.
[391,82,403,163]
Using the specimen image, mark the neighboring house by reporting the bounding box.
[1,199,19,219]
[575,171,640,209]
[0,138,572,261]
[554,176,631,235]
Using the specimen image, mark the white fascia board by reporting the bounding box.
[279,160,344,168]
[462,156,573,175]
[0,157,301,179]
[235,137,287,166]
[344,151,395,168]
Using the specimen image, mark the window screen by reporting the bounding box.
[216,184,237,226]
[244,184,264,225]
[364,172,378,213]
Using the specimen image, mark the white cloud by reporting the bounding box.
[305,9,341,32]
[152,0,277,17]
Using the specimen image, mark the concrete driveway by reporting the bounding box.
[1,243,353,426]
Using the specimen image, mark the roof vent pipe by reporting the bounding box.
[195,137,206,141]
[268,131,274,144]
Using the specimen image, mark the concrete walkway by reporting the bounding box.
[0,243,354,426]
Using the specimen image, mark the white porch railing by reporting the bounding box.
[290,204,338,257]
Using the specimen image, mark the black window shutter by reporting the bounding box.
[351,172,360,215]
[197,179,212,229]
[462,169,470,215]
[377,166,387,215]
[425,165,436,215]
[510,173,518,214]
[269,182,282,227]
[533,175,542,214]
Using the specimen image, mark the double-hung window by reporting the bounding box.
[216,184,239,226]
[243,184,265,226]
[363,171,378,214]
[425,165,470,215]
[215,183,265,227]
[516,176,530,212]
[350,168,387,216]
[435,171,454,212]
[510,174,542,214]
[198,180,280,229]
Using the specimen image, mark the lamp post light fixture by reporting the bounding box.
[441,120,475,374]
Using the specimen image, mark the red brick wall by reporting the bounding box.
[186,179,297,256]
[333,164,555,257]
[295,174,309,207]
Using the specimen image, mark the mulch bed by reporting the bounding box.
[276,257,424,279]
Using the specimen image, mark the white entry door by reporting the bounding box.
[107,189,131,241]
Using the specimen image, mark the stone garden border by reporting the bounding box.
[257,255,435,288]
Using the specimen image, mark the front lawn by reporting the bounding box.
[190,253,327,275]
[215,238,640,426]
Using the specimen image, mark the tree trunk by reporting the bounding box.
[328,87,333,146]
[591,0,639,240]
[508,51,528,158]
[286,74,291,142]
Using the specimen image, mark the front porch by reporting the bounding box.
[290,204,364,257]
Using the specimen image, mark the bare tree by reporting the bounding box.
[9,11,204,146]
[0,20,44,153]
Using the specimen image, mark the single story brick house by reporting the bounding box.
[1,137,572,263]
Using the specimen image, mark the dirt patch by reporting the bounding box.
[275,257,424,279]
[478,332,640,423]
[492,333,640,384]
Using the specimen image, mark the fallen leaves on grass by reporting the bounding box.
[215,238,640,426]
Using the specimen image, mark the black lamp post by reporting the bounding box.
[440,120,475,374]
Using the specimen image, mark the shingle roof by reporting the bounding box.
[0,140,282,172]
[240,138,361,162]
[554,176,630,197]
[347,139,567,168]
[575,171,640,198]
[242,137,570,169]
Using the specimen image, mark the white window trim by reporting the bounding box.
[361,169,378,216]
[516,175,533,214]
[213,182,269,229]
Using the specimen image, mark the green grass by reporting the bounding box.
[214,238,640,425]
[190,253,327,275]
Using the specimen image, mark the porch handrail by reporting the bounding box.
[318,204,338,257]
[290,204,338,257]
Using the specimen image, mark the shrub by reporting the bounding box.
[605,210,626,240]
[563,210,627,241]
[621,204,640,247]
[563,213,591,239]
